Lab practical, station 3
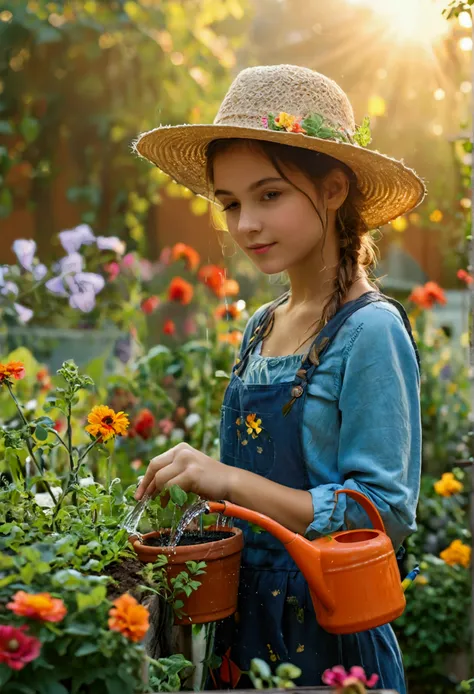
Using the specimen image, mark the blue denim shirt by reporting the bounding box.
[240,300,422,550]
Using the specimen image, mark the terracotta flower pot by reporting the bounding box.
[130,526,243,625]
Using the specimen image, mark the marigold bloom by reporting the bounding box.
[246,413,262,436]
[133,408,155,440]
[0,625,41,671]
[168,276,193,305]
[198,264,226,295]
[440,539,471,568]
[434,472,463,497]
[0,361,26,384]
[275,112,298,130]
[216,278,240,298]
[408,281,446,309]
[218,331,243,346]
[215,303,241,320]
[108,593,149,642]
[163,318,176,335]
[171,243,200,272]
[85,405,129,442]
[7,591,67,623]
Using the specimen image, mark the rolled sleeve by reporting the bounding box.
[305,306,421,549]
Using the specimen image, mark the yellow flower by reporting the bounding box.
[447,383,458,395]
[440,539,471,568]
[85,405,129,442]
[275,112,297,130]
[434,472,463,497]
[416,575,428,585]
[246,413,262,437]
[429,209,443,223]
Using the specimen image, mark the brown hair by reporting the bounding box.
[205,138,380,336]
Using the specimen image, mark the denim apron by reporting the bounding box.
[212,291,420,692]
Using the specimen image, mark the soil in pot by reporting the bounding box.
[144,530,234,547]
[103,557,144,601]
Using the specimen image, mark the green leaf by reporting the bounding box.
[76,585,107,612]
[0,188,13,218]
[169,484,187,507]
[353,116,372,147]
[37,681,69,694]
[0,664,12,687]
[34,425,48,442]
[64,622,97,636]
[19,116,40,144]
[75,641,99,657]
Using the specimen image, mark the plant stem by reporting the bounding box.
[66,398,74,471]
[200,621,216,691]
[6,382,56,503]
[49,428,69,452]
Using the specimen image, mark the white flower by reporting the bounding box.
[185,413,201,429]
[79,477,96,487]
[170,428,185,443]
[13,303,33,323]
[58,224,95,254]
[25,399,37,412]
[12,239,36,271]
[34,486,62,509]
[96,236,126,255]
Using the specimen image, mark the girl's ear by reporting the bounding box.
[323,169,350,211]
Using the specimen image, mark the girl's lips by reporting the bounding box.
[248,243,276,255]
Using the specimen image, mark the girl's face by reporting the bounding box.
[212,144,330,275]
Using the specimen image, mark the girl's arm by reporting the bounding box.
[134,442,314,535]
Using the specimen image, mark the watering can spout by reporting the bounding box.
[206,501,335,612]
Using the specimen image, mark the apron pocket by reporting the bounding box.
[220,405,276,477]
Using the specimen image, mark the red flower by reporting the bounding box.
[198,264,226,295]
[168,277,193,305]
[219,647,241,687]
[53,419,65,433]
[0,625,41,671]
[7,591,67,623]
[141,296,160,314]
[36,368,52,392]
[289,121,306,134]
[0,361,26,384]
[163,319,176,335]
[408,281,446,310]
[171,243,200,272]
[134,409,156,440]
[457,269,473,285]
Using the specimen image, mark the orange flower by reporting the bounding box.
[7,591,67,623]
[141,296,160,314]
[215,303,241,320]
[457,269,473,285]
[408,281,446,310]
[36,368,51,392]
[219,331,243,346]
[0,361,25,384]
[216,278,240,298]
[171,243,200,272]
[289,121,306,134]
[440,539,471,568]
[85,405,129,442]
[168,277,194,305]
[108,593,149,642]
[198,264,226,295]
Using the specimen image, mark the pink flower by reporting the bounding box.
[122,253,135,269]
[104,261,120,281]
[131,459,142,471]
[261,116,269,128]
[183,316,197,336]
[322,665,379,690]
[158,418,174,436]
[0,625,41,671]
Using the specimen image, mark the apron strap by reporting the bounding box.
[283,290,421,416]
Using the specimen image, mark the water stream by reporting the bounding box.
[122,494,151,539]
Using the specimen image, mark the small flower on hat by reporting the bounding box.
[262,111,372,148]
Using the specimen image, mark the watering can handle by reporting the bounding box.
[335,489,386,533]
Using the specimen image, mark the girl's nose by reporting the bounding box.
[237,209,262,236]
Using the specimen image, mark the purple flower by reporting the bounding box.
[58,253,84,275]
[12,239,36,272]
[45,276,68,297]
[14,303,33,323]
[96,236,126,255]
[58,224,95,254]
[69,291,96,313]
[32,263,47,281]
[1,281,19,296]
[67,272,105,294]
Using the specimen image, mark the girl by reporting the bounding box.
[134,64,424,692]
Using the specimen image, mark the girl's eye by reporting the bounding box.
[262,191,281,202]
[222,201,239,212]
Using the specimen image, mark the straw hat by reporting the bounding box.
[135,64,426,229]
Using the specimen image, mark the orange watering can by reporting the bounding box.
[206,489,405,635]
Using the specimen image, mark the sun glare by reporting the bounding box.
[345,0,449,46]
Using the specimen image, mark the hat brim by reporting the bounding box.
[135,124,426,230]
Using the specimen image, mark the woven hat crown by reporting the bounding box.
[214,64,356,134]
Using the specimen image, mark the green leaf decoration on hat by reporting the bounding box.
[353,116,372,147]
[263,111,372,149]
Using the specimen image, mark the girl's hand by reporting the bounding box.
[134,443,233,501]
